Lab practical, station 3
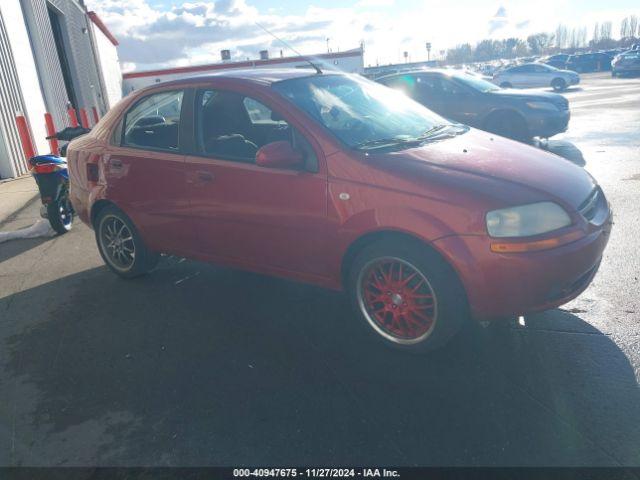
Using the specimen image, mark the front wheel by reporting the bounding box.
[483,111,530,143]
[46,195,73,235]
[348,239,468,353]
[95,205,159,278]
[551,78,566,91]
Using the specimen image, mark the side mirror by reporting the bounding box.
[255,141,304,169]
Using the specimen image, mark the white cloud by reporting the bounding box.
[85,0,640,71]
[356,0,394,7]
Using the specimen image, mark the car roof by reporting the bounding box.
[142,68,329,90]
[376,68,469,81]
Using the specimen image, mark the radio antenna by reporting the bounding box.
[255,22,323,74]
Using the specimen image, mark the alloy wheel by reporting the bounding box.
[357,257,438,345]
[100,215,136,271]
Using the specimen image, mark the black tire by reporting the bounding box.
[551,78,566,92]
[483,111,530,143]
[347,238,468,354]
[611,71,617,78]
[46,196,73,235]
[499,81,512,88]
[95,205,159,278]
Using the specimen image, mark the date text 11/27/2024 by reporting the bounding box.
[233,468,400,477]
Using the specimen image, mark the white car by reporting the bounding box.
[493,63,580,91]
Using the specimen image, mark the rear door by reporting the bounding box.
[105,89,193,256]
[183,87,330,280]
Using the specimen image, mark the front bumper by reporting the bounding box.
[527,109,570,138]
[432,204,612,321]
[613,64,640,75]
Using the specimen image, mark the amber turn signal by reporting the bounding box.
[490,230,584,253]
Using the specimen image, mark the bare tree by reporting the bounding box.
[569,28,578,48]
[630,15,638,38]
[578,27,587,47]
[593,22,600,43]
[620,17,630,38]
[600,21,612,40]
[555,24,568,49]
[527,32,554,54]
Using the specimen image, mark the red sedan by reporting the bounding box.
[68,69,612,353]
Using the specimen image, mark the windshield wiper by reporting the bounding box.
[355,137,424,151]
[419,124,469,139]
[355,124,469,151]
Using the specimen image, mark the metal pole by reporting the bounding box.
[15,115,36,161]
[79,108,90,129]
[44,113,60,155]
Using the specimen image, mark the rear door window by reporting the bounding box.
[122,90,184,152]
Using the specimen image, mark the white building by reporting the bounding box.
[123,48,365,93]
[0,0,122,179]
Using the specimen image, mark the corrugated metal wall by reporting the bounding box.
[19,0,69,131]
[48,0,108,115]
[0,8,30,178]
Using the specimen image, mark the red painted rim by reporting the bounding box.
[359,258,437,342]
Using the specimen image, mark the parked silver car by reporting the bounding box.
[493,63,580,91]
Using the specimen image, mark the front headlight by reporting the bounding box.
[486,202,571,237]
[526,101,559,111]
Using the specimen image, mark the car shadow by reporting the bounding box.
[0,236,51,264]
[1,259,638,466]
[534,138,586,166]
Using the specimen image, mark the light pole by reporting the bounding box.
[426,42,432,62]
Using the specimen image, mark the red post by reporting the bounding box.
[44,113,60,156]
[15,115,36,161]
[91,106,100,125]
[79,108,90,129]
[67,107,79,128]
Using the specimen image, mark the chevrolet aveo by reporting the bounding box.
[68,69,612,353]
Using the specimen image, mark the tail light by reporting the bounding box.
[32,163,64,174]
[87,163,99,182]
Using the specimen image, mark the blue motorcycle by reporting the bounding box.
[29,126,89,235]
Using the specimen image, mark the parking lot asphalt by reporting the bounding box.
[0,72,639,467]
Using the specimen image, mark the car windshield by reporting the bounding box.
[273,74,463,151]
[455,73,500,92]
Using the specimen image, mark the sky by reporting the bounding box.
[84,0,640,72]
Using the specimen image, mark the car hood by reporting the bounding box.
[377,129,595,210]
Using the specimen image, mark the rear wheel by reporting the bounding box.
[46,194,73,235]
[551,78,566,91]
[95,205,159,278]
[483,111,530,143]
[347,239,467,353]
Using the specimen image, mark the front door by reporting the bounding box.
[184,88,330,281]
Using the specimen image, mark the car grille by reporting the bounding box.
[578,188,601,221]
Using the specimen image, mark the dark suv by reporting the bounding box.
[566,53,612,72]
[543,54,569,69]
[377,69,569,142]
